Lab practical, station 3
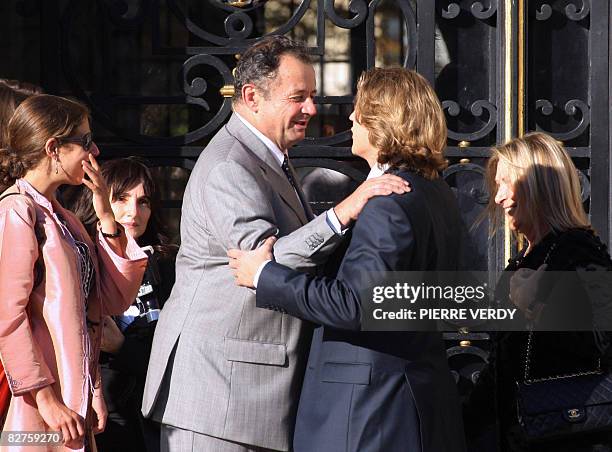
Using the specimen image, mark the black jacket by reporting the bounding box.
[97,254,176,452]
[257,170,467,452]
[465,228,612,452]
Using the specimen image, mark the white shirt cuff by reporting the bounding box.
[326,208,347,235]
[253,260,273,288]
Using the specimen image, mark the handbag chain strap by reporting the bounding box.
[522,236,602,384]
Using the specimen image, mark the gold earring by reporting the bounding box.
[55,156,59,175]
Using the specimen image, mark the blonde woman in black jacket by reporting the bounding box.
[465,132,612,452]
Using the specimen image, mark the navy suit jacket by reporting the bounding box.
[257,169,467,452]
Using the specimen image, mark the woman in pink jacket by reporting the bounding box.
[0,94,147,451]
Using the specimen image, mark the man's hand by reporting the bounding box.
[509,264,547,322]
[228,237,277,288]
[333,174,410,227]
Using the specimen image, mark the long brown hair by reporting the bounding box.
[0,94,89,192]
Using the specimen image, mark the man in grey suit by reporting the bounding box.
[142,36,409,452]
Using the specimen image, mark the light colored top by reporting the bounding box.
[367,163,390,180]
[0,179,147,452]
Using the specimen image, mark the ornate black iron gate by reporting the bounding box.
[0,0,610,443]
[3,0,608,269]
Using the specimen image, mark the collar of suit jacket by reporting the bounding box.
[233,111,286,166]
[227,114,289,181]
[366,163,391,180]
[226,113,310,224]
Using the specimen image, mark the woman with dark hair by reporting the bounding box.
[64,157,176,452]
[65,157,174,253]
[227,67,466,452]
[0,95,147,451]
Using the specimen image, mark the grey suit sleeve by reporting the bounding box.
[202,159,342,271]
[257,195,415,330]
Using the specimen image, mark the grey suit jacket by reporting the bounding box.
[142,113,342,451]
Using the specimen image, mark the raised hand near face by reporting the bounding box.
[81,153,114,225]
[82,153,129,255]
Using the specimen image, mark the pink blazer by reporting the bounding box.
[0,179,147,451]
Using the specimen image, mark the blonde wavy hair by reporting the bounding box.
[354,67,447,179]
[486,132,590,239]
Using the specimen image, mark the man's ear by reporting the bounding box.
[44,137,59,158]
[242,84,259,112]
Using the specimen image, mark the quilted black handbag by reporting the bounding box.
[515,330,612,442]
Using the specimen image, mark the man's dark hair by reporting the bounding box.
[233,35,311,103]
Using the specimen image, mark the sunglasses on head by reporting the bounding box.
[57,133,93,151]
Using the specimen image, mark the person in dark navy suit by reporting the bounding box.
[228,68,466,452]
